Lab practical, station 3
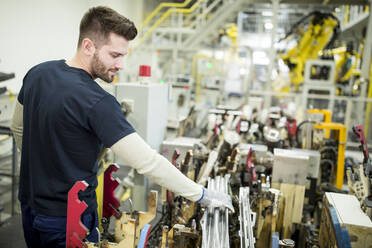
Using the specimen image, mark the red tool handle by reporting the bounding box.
[103,164,121,219]
[352,125,369,163]
[66,181,89,248]
[246,148,257,181]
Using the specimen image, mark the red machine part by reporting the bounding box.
[246,148,257,181]
[214,123,219,136]
[171,149,181,169]
[352,125,372,208]
[352,125,369,163]
[103,164,122,219]
[286,118,297,139]
[66,181,89,248]
[139,65,151,77]
[167,150,181,204]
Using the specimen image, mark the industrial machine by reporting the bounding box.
[279,11,340,91]
[65,91,372,248]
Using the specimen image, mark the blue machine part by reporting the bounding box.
[328,205,351,248]
[271,232,279,248]
[137,224,152,248]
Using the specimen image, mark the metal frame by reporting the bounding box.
[239,187,256,248]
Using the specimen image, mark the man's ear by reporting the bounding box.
[81,38,96,56]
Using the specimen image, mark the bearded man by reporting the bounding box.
[10,6,232,248]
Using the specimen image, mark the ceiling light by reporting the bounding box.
[262,11,273,17]
[264,22,273,30]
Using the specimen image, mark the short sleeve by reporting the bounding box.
[88,95,136,147]
[18,85,24,104]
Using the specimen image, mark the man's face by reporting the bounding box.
[91,32,129,83]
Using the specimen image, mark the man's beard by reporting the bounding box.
[91,52,115,83]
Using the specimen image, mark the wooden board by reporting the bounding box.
[272,182,305,238]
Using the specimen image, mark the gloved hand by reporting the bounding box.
[197,188,234,212]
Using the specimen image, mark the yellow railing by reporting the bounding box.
[138,0,193,32]
[132,0,203,51]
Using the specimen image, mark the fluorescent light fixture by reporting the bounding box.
[253,51,269,65]
[264,22,273,30]
[262,11,273,16]
[215,50,224,60]
[240,68,247,75]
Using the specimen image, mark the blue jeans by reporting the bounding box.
[21,203,99,248]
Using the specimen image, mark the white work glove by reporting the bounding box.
[197,188,234,212]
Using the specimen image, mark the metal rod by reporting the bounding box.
[202,175,231,248]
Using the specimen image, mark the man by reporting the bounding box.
[11,6,232,248]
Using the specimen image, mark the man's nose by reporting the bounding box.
[116,59,123,70]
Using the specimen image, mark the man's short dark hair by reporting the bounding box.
[78,6,137,48]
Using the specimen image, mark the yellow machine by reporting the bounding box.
[280,11,339,91]
[313,122,346,189]
[321,43,361,95]
[306,109,346,189]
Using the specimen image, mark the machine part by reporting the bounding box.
[291,149,321,179]
[167,149,183,205]
[114,191,158,246]
[181,150,193,175]
[314,123,347,189]
[103,164,122,219]
[137,224,152,248]
[217,131,240,164]
[200,175,231,248]
[319,145,337,184]
[237,119,250,134]
[197,151,218,186]
[66,181,89,248]
[161,223,199,248]
[272,149,309,185]
[320,203,352,248]
[246,148,257,182]
[263,127,281,143]
[161,137,202,164]
[352,125,370,164]
[347,165,371,214]
[295,120,315,149]
[278,239,295,247]
[271,232,280,248]
[239,187,256,248]
[319,192,372,248]
[352,125,372,208]
[220,147,240,175]
[172,149,181,168]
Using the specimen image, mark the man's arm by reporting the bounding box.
[10,100,23,151]
[110,133,234,211]
[110,133,203,201]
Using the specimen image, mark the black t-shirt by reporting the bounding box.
[18,60,135,216]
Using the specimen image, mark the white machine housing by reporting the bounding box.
[272,148,309,185]
[114,82,168,152]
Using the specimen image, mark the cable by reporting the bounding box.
[295,120,316,148]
